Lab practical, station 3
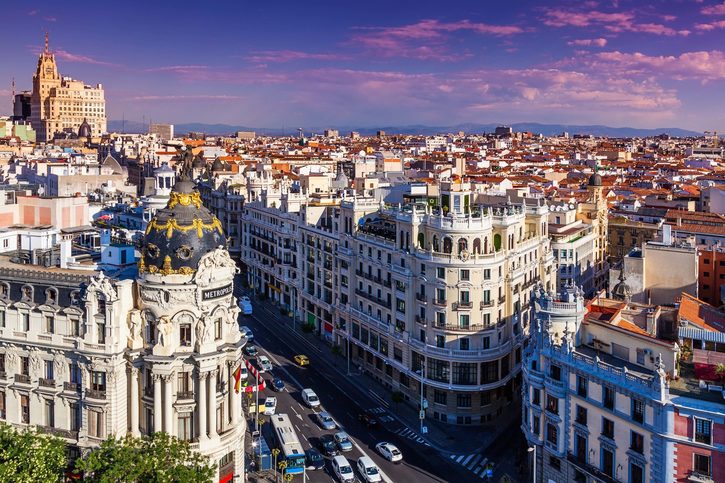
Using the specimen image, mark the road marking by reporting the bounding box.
[473,466,482,476]
[466,454,483,470]
[455,455,465,463]
[462,454,475,467]
[369,390,390,408]
[450,455,457,460]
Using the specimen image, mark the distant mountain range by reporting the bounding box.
[107,120,702,138]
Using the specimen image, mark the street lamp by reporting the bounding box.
[416,361,426,434]
[527,446,536,483]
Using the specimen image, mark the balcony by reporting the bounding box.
[432,298,447,307]
[498,295,506,304]
[39,426,79,440]
[480,300,493,309]
[178,391,195,400]
[354,289,391,309]
[687,472,715,483]
[433,323,488,332]
[566,453,618,483]
[416,293,427,303]
[39,377,56,388]
[64,382,81,393]
[86,388,106,400]
[452,301,473,311]
[216,383,227,394]
[415,315,427,326]
[14,374,31,384]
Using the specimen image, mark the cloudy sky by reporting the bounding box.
[2,0,724,131]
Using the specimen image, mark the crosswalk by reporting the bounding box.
[394,427,430,446]
[449,453,492,479]
[366,406,394,423]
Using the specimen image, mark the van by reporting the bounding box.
[357,456,382,482]
[301,388,320,408]
[332,455,355,482]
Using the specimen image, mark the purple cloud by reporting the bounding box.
[567,38,608,47]
[245,50,349,63]
[542,8,689,36]
[129,94,245,101]
[701,2,725,15]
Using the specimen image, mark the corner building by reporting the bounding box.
[337,181,556,424]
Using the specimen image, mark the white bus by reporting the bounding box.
[270,413,306,475]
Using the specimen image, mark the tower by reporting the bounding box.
[30,32,61,140]
[128,175,245,481]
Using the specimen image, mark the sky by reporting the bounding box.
[1,0,724,131]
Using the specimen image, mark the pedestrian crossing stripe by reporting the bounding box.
[367,407,386,414]
[379,416,394,422]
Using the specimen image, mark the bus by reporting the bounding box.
[269,413,306,475]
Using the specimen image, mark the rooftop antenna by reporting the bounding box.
[297,127,303,139]
[44,31,49,54]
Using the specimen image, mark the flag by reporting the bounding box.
[233,365,242,393]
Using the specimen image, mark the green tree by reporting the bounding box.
[0,423,67,482]
[75,432,216,483]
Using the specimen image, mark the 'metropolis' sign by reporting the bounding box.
[202,283,233,301]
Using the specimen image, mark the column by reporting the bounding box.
[130,367,140,436]
[198,372,208,441]
[208,370,218,439]
[153,374,162,433]
[163,375,174,436]
[230,365,240,426]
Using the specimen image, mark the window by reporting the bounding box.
[693,454,711,476]
[532,416,540,436]
[460,269,470,281]
[631,463,644,483]
[602,417,614,439]
[459,314,470,329]
[632,398,645,424]
[178,412,194,441]
[70,318,81,337]
[484,269,491,280]
[549,456,561,471]
[532,388,540,406]
[88,409,104,438]
[216,403,224,433]
[575,434,587,461]
[436,267,445,279]
[44,360,54,380]
[603,386,615,410]
[456,394,472,408]
[180,324,192,346]
[91,371,106,392]
[630,431,644,454]
[483,336,490,349]
[0,391,5,419]
[549,365,561,381]
[433,390,447,405]
[22,313,30,331]
[215,318,222,340]
[576,376,587,397]
[460,290,470,304]
[97,322,106,344]
[21,357,29,376]
[546,395,559,415]
[20,395,29,424]
[601,447,614,477]
[44,399,55,427]
[45,315,55,334]
[695,418,712,445]
[546,423,558,446]
[435,335,445,348]
[459,338,470,350]
[575,405,587,425]
[70,403,81,431]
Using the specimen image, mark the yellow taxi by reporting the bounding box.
[293,354,310,367]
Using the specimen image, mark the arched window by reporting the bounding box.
[473,238,481,254]
[493,234,502,252]
[458,238,468,253]
[21,285,33,302]
[45,288,58,305]
[417,232,425,249]
[443,237,453,254]
[432,235,439,252]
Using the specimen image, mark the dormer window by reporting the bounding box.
[45,288,57,305]
[21,285,33,302]
[0,283,8,299]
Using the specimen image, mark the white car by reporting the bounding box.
[301,388,321,408]
[357,456,382,483]
[332,455,355,482]
[240,325,254,342]
[257,355,273,373]
[239,296,253,315]
[375,442,403,463]
[263,397,277,415]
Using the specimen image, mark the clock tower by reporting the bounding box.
[30,33,61,141]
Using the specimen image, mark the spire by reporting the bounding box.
[44,31,49,55]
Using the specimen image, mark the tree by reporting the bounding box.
[0,423,67,482]
[74,432,216,483]
[715,363,725,383]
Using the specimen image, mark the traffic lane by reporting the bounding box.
[248,312,455,483]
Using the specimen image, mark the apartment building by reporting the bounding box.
[548,203,598,296]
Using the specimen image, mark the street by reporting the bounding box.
[239,290,474,483]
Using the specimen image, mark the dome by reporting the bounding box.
[78,118,92,138]
[611,271,631,301]
[192,155,206,168]
[211,158,225,172]
[588,172,602,187]
[139,178,226,276]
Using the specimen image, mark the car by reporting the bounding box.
[263,397,277,415]
[257,355,273,373]
[270,377,285,392]
[305,448,325,471]
[240,325,254,341]
[318,434,338,456]
[375,442,402,463]
[293,354,310,367]
[238,366,248,381]
[358,410,379,428]
[239,297,253,315]
[357,456,382,483]
[243,345,258,357]
[301,388,321,408]
[334,431,353,452]
[332,455,355,482]
[315,411,337,430]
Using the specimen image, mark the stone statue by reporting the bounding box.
[196,314,213,346]
[157,316,174,348]
[194,248,239,287]
[127,309,143,347]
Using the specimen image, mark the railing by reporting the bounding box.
[415,315,427,325]
[416,293,427,303]
[432,298,447,307]
[178,391,195,400]
[481,300,493,309]
[86,388,106,400]
[354,289,391,309]
[39,426,79,440]
[408,337,513,360]
[452,301,473,310]
[498,296,506,304]
[14,374,31,384]
[433,323,489,332]
[566,453,618,483]
[64,382,81,393]
[39,377,56,388]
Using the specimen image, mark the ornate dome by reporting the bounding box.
[139,178,226,276]
[588,171,602,187]
[611,271,631,301]
[78,118,92,138]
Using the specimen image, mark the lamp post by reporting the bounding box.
[416,360,426,434]
[527,446,536,483]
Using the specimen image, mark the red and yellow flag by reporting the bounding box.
[233,365,242,393]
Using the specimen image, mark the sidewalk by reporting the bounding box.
[283,313,520,455]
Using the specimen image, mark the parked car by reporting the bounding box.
[375,442,402,463]
[270,377,285,392]
[305,448,325,470]
[357,456,382,483]
[334,431,353,452]
[257,355,273,372]
[293,354,310,366]
[243,344,258,357]
[301,388,320,408]
[316,411,337,430]
[332,455,355,482]
[263,397,277,415]
[318,434,338,456]
[358,410,379,428]
[240,325,254,341]
[239,297,253,315]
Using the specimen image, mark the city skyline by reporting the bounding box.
[2,0,724,131]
